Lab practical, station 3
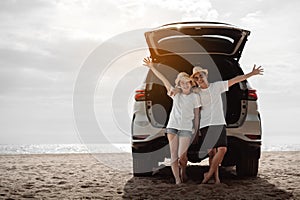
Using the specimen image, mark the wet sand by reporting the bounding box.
[0,151,299,199]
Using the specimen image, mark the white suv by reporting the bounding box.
[131,22,262,177]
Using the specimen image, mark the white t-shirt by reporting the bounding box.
[167,92,201,131]
[198,81,229,128]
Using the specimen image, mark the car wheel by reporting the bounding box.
[236,155,259,177]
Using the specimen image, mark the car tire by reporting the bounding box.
[236,155,259,177]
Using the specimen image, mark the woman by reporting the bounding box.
[143,57,201,184]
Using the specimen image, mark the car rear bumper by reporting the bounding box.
[132,136,169,153]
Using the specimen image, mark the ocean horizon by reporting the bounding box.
[0,143,299,154]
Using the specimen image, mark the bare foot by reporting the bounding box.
[214,179,221,184]
[175,178,182,185]
[181,173,188,183]
[178,159,187,183]
[201,172,209,184]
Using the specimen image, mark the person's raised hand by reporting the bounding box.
[169,87,181,96]
[251,64,264,76]
[143,57,153,68]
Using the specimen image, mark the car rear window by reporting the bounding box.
[157,35,234,54]
[150,27,245,56]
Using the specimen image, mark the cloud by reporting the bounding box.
[0,0,53,14]
[166,0,218,21]
[148,0,219,21]
[0,36,97,96]
[251,63,300,95]
[0,0,299,144]
[235,1,300,96]
[115,0,219,28]
[240,11,263,27]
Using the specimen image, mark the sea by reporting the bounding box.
[0,144,131,154]
[0,143,299,154]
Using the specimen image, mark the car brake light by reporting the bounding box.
[135,89,146,101]
[248,89,258,101]
[132,135,149,140]
[245,134,261,140]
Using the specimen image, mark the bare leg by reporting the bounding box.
[205,148,217,183]
[178,136,191,182]
[202,147,227,184]
[214,149,221,184]
[167,133,180,184]
[214,167,220,184]
[208,148,220,184]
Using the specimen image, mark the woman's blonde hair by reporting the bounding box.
[175,72,195,88]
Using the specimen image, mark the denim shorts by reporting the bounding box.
[166,128,193,138]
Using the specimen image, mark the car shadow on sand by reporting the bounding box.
[122,165,293,199]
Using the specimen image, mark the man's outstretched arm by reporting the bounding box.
[228,64,264,87]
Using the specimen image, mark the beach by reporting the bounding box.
[0,151,299,199]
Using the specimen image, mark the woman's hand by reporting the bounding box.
[169,87,181,96]
[143,57,154,68]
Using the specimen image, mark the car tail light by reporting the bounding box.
[245,134,261,140]
[132,135,150,140]
[248,89,258,101]
[135,89,146,101]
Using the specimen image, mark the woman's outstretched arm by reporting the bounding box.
[143,57,172,93]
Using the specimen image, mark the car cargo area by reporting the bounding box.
[145,55,248,128]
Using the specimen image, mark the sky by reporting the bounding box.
[0,0,299,145]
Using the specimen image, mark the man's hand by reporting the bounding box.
[228,64,264,87]
[192,130,200,144]
[250,64,264,76]
[192,87,201,93]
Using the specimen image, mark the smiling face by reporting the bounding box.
[175,72,193,93]
[175,74,193,94]
[193,72,209,88]
[179,79,192,93]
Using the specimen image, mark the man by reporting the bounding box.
[191,65,263,184]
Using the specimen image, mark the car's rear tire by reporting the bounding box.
[236,155,259,177]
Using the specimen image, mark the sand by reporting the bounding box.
[0,151,299,199]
